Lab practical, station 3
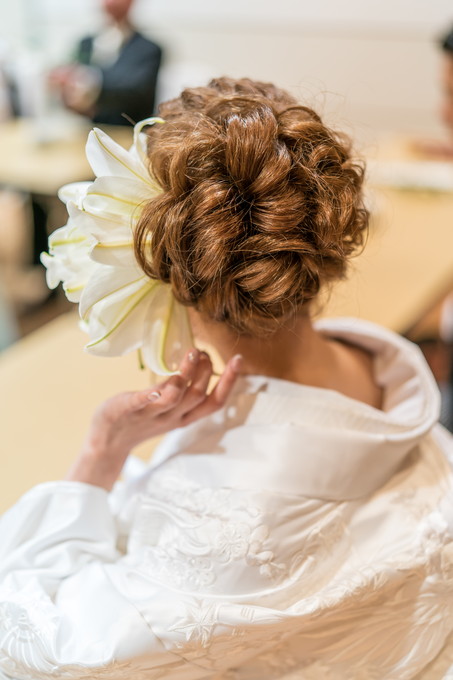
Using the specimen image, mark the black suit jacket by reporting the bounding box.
[77,31,162,126]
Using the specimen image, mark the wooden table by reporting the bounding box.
[0,316,150,512]
[322,186,453,332]
[0,117,134,309]
[0,118,133,195]
[1,139,453,512]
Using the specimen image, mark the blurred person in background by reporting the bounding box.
[414,24,453,157]
[0,42,48,324]
[51,0,162,126]
[405,23,453,432]
[439,26,453,145]
[25,0,163,312]
[0,284,17,351]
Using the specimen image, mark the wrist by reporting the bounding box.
[65,449,122,491]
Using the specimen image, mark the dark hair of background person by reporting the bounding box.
[441,25,453,53]
[135,77,369,336]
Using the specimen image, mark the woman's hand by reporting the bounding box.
[65,350,242,490]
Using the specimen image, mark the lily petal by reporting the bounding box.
[142,284,193,375]
[58,182,93,207]
[90,243,138,268]
[83,176,153,225]
[80,264,147,320]
[86,279,157,356]
[69,203,132,243]
[48,222,91,251]
[43,220,97,301]
[132,117,165,169]
[86,128,151,185]
[40,251,65,290]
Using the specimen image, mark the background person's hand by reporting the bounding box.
[65,349,242,490]
[49,64,101,116]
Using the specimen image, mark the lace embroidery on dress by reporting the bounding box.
[0,597,185,680]
[0,593,60,679]
[168,597,295,669]
[129,476,287,591]
[286,505,351,599]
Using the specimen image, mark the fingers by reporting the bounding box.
[212,354,243,405]
[110,349,202,416]
[181,354,242,425]
[105,349,242,428]
[127,388,161,412]
[129,348,209,416]
[177,351,214,414]
[155,351,217,417]
[153,349,206,413]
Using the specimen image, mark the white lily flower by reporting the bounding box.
[41,118,193,375]
[40,206,98,302]
[58,181,93,207]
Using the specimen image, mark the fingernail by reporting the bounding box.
[148,390,161,401]
[188,349,199,362]
[231,354,243,372]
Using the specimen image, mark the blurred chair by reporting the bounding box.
[0,283,17,351]
[0,189,47,315]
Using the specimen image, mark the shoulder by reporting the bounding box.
[129,31,162,56]
[314,316,407,346]
[314,316,438,374]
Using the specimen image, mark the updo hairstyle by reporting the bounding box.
[134,77,368,335]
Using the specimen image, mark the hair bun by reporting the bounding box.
[135,77,368,335]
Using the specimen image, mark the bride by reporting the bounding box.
[1,77,453,679]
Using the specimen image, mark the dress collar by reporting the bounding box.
[150,319,441,501]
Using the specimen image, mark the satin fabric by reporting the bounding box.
[1,318,453,679]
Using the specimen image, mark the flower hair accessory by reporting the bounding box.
[41,118,193,375]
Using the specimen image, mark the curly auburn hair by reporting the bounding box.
[134,77,369,335]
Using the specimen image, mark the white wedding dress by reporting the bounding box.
[1,318,453,680]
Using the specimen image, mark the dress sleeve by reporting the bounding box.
[0,481,198,679]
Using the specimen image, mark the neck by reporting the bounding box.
[106,16,131,31]
[190,311,333,384]
[189,309,382,408]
